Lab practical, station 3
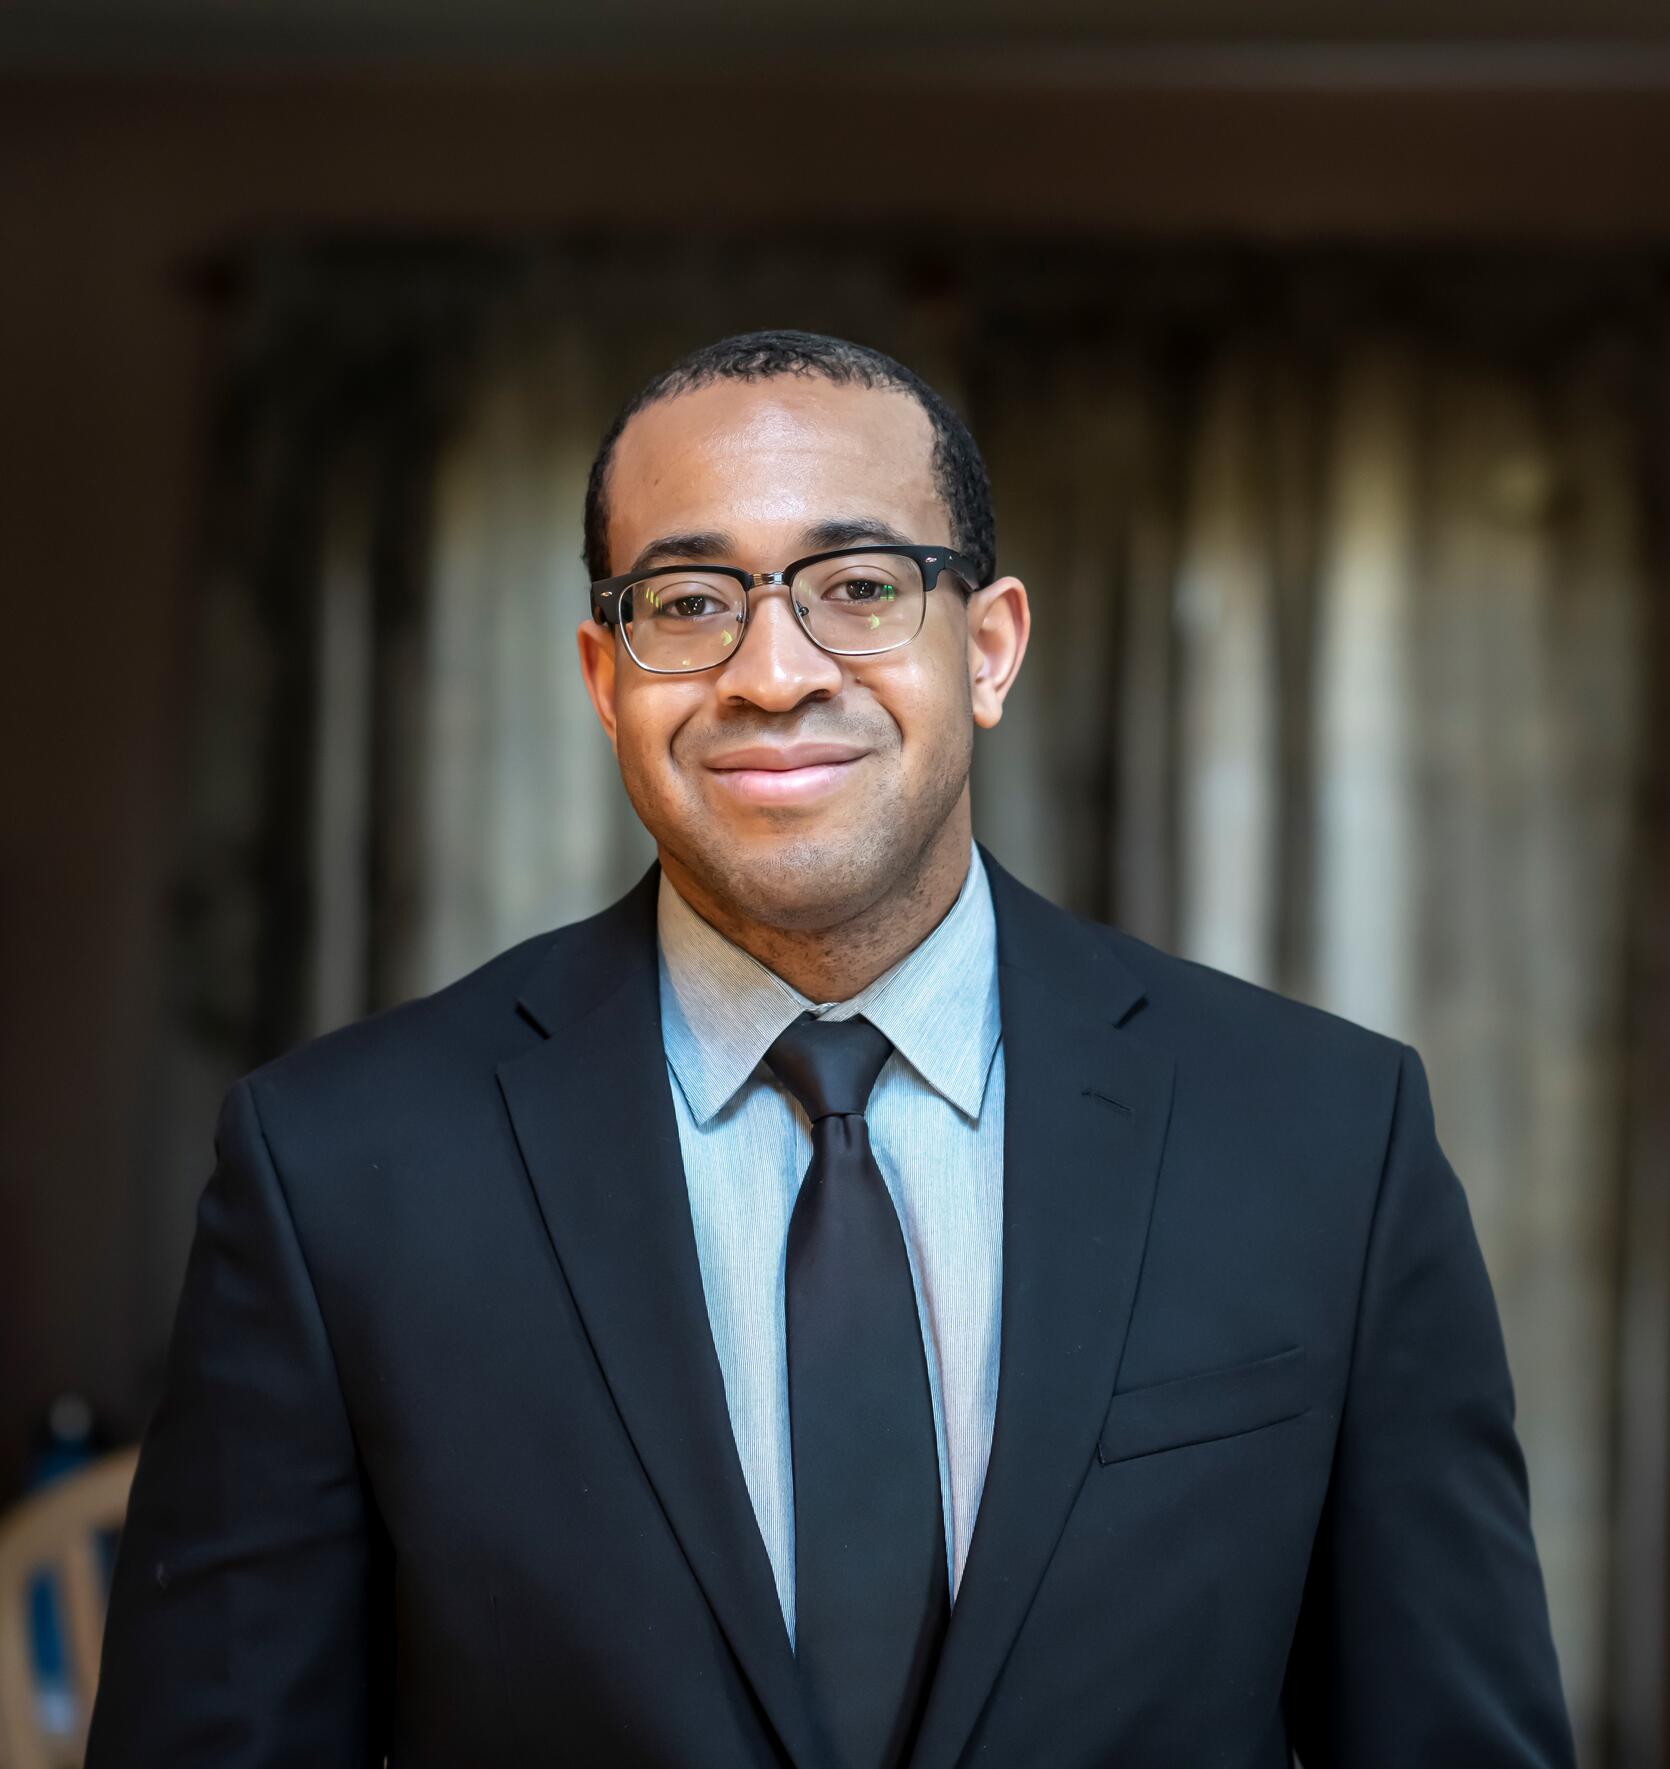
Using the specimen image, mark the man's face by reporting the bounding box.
[577,375,1025,932]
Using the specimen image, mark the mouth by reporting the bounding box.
[704,743,870,808]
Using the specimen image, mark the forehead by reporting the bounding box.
[604,375,943,564]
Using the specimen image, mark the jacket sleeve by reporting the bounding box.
[86,1078,390,1768]
[1284,1042,1577,1768]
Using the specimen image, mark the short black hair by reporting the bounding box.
[583,328,995,588]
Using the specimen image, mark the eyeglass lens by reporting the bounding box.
[621,551,927,673]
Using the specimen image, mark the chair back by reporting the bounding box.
[0,1448,139,1769]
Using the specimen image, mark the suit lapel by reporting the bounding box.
[496,864,827,1769]
[908,850,1176,1769]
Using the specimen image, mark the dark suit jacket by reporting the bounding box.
[88,848,1575,1768]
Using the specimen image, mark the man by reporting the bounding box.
[89,329,1575,1768]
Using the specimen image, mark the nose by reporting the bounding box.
[715,580,845,711]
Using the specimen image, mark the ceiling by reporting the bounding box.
[6,0,1670,75]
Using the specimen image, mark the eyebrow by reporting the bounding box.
[798,515,917,553]
[624,515,920,577]
[626,531,738,574]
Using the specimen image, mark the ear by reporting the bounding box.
[576,616,621,751]
[965,576,1030,730]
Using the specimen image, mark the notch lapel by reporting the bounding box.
[908,851,1177,1769]
[496,865,826,1769]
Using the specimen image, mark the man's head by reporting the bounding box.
[576,329,1029,944]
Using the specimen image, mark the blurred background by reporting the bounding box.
[1,2,1667,1765]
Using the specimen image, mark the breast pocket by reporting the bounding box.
[1097,1343,1309,1466]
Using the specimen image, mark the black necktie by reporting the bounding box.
[765,1011,949,1769]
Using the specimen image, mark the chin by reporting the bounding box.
[683,819,907,931]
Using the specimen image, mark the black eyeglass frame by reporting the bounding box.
[589,543,986,674]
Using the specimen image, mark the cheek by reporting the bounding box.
[614,680,706,791]
[860,629,971,750]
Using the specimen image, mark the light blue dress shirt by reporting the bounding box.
[656,843,1005,1647]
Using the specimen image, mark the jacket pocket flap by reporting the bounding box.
[1097,1343,1308,1466]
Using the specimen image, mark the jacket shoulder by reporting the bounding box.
[1104,919,1405,1073]
[228,931,557,1163]
[252,926,550,1087]
[1085,916,1415,1187]
[241,865,658,1115]
[982,844,1403,1077]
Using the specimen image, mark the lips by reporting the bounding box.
[705,743,868,772]
[704,742,870,807]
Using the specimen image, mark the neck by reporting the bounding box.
[660,805,974,1002]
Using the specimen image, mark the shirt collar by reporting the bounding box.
[657,842,1001,1127]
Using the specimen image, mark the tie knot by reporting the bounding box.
[763,1012,893,1121]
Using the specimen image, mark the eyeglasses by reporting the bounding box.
[589,543,983,675]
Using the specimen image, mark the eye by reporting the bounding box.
[632,577,736,621]
[824,576,899,604]
[666,593,725,618]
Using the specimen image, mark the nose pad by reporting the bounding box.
[737,582,817,652]
[719,581,841,694]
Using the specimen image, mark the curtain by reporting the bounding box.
[972,300,1656,1762]
[156,241,1665,1766]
